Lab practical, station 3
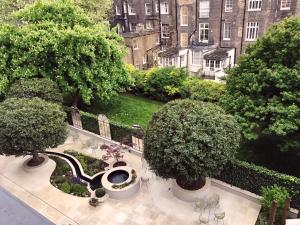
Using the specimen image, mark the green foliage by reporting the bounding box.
[60,181,71,193]
[261,185,289,211]
[181,77,226,103]
[215,160,300,208]
[0,98,67,156]
[0,0,129,105]
[125,64,146,94]
[95,188,106,198]
[143,67,188,101]
[7,78,63,103]
[222,17,300,151]
[144,99,241,182]
[14,0,92,27]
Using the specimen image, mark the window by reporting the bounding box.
[115,5,121,15]
[199,23,209,43]
[280,0,291,9]
[123,2,127,13]
[192,51,201,65]
[248,0,262,10]
[145,3,152,15]
[146,21,153,30]
[143,55,147,64]
[223,22,231,40]
[180,33,189,47]
[155,1,159,13]
[180,55,186,67]
[206,60,221,70]
[180,6,188,26]
[199,1,210,18]
[225,0,233,12]
[161,24,170,38]
[161,2,169,14]
[128,4,136,15]
[246,22,259,41]
[129,23,137,32]
[132,39,138,50]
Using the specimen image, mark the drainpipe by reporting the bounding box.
[219,0,224,47]
[158,0,162,47]
[175,0,179,47]
[240,0,247,55]
[188,0,198,45]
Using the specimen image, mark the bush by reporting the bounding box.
[215,160,300,208]
[7,78,63,103]
[261,185,289,210]
[0,98,67,158]
[95,188,106,198]
[60,182,71,193]
[144,99,241,188]
[71,184,87,195]
[144,67,188,101]
[125,64,146,94]
[181,78,226,103]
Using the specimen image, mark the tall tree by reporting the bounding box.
[221,17,300,151]
[0,0,129,106]
[0,0,112,22]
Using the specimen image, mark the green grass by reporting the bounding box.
[82,94,164,129]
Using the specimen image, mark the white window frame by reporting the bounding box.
[132,39,138,50]
[123,2,128,13]
[192,51,201,65]
[280,0,291,10]
[128,4,136,15]
[145,3,152,15]
[129,23,137,32]
[245,22,259,41]
[160,2,169,14]
[199,1,210,18]
[155,1,159,13]
[115,5,121,15]
[180,6,189,26]
[223,22,231,40]
[145,21,153,30]
[206,60,221,71]
[143,55,147,64]
[199,23,209,43]
[180,33,189,47]
[225,0,233,12]
[248,0,262,11]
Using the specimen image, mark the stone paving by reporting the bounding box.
[0,133,261,225]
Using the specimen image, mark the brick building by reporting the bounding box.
[111,0,299,80]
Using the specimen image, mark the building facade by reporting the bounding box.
[111,0,299,80]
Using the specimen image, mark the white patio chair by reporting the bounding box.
[214,205,225,225]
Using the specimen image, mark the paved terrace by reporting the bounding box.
[0,133,261,225]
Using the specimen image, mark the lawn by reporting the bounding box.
[82,94,164,129]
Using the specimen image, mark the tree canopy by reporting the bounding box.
[144,99,241,187]
[7,78,63,103]
[0,0,129,105]
[222,17,300,151]
[0,97,67,157]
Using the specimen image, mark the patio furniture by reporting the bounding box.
[214,206,225,225]
[199,211,210,225]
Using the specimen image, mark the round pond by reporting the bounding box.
[107,170,129,184]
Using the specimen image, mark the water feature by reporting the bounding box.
[107,170,129,184]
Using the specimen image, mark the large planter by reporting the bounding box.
[23,154,49,172]
[172,178,211,202]
[101,166,140,199]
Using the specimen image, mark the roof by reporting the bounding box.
[0,187,54,225]
[158,47,180,57]
[204,48,229,60]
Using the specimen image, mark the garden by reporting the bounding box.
[0,1,299,225]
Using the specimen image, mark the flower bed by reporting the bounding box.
[50,156,90,197]
[64,150,109,176]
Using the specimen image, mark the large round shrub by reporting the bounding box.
[7,78,63,103]
[144,99,241,189]
[0,98,67,165]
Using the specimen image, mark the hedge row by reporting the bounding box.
[79,111,134,145]
[216,160,300,208]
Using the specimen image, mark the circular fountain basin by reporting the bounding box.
[102,166,140,199]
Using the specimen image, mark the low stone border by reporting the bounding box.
[23,154,49,172]
[101,166,140,199]
[172,178,211,202]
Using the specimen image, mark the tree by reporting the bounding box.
[0,97,67,165]
[144,99,241,190]
[0,0,112,23]
[221,17,300,151]
[0,0,129,106]
[7,78,63,103]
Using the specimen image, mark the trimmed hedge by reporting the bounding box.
[215,160,300,208]
[80,111,134,144]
